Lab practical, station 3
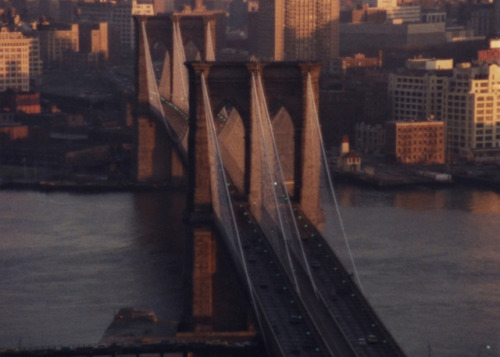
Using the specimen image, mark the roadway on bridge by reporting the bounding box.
[229,198,406,357]
[292,205,407,357]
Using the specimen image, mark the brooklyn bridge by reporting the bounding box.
[1,7,406,357]
[126,5,407,357]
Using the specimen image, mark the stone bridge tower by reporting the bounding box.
[133,10,224,183]
[186,61,324,230]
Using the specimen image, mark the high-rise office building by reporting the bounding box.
[0,29,42,92]
[444,63,500,161]
[36,23,79,65]
[36,22,119,68]
[252,0,339,62]
[388,58,500,161]
[388,58,453,122]
[76,1,135,52]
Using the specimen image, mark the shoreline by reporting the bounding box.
[2,168,500,193]
[331,169,454,189]
[0,178,183,193]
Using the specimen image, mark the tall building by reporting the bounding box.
[388,58,453,122]
[389,58,500,162]
[253,0,339,62]
[0,29,42,92]
[25,0,60,20]
[469,2,495,37]
[36,22,119,68]
[444,63,500,161]
[36,23,79,66]
[76,1,135,52]
[495,0,500,36]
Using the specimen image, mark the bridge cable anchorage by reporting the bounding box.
[200,73,267,346]
[173,20,189,113]
[142,21,177,141]
[306,72,364,294]
[254,73,319,297]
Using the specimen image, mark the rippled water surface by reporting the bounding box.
[0,190,186,348]
[324,184,500,357]
[1,185,500,357]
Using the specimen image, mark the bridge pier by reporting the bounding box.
[134,16,187,185]
[191,227,216,331]
[133,10,224,185]
[135,115,185,183]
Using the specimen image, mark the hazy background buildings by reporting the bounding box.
[2,0,500,183]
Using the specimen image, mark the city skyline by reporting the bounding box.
[1,1,500,357]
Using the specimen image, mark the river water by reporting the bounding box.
[0,184,499,357]
[0,190,186,349]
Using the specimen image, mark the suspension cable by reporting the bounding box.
[251,73,302,296]
[306,73,364,293]
[255,74,319,296]
[141,21,177,139]
[174,21,188,110]
[200,72,267,344]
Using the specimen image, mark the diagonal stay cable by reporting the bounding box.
[251,73,302,296]
[306,72,364,294]
[200,72,267,345]
[255,73,319,296]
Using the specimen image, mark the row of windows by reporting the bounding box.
[0,48,27,53]
[393,111,420,117]
[395,77,425,83]
[391,91,424,97]
[476,102,494,108]
[475,116,495,122]
[397,126,444,132]
[397,140,443,146]
[0,55,28,60]
[393,97,423,103]
[476,109,494,115]
[394,104,421,109]
[476,143,496,148]
[397,132,442,138]
[447,101,466,107]
[396,154,444,162]
[0,41,28,46]
[0,79,28,83]
[476,123,500,128]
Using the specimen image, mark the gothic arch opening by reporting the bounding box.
[217,105,246,195]
[158,49,171,99]
[184,40,201,61]
[272,106,295,194]
[152,41,166,62]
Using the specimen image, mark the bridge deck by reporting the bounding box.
[292,205,406,357]
[228,199,406,357]
[151,96,406,357]
[232,202,333,356]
